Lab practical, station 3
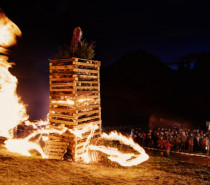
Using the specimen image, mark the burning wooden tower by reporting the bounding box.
[44,57,101,161]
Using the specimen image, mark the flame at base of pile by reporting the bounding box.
[3,121,149,167]
[48,123,149,166]
[89,131,149,167]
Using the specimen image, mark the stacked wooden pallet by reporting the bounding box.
[44,58,101,161]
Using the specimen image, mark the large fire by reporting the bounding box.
[0,11,149,167]
[0,12,27,137]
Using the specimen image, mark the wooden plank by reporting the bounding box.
[45,153,65,158]
[49,105,74,110]
[50,88,75,92]
[45,149,66,154]
[77,104,101,110]
[48,134,72,141]
[49,58,100,66]
[50,103,75,108]
[76,130,101,142]
[50,65,75,70]
[50,83,76,87]
[76,86,99,90]
[73,68,99,74]
[50,76,75,81]
[78,115,100,122]
[45,147,66,153]
[48,125,67,130]
[45,148,67,153]
[50,94,75,99]
[48,133,75,139]
[50,73,75,77]
[76,100,100,107]
[76,95,100,100]
[49,107,76,113]
[76,91,100,95]
[76,109,101,117]
[61,132,76,139]
[45,148,66,153]
[45,144,67,149]
[76,81,99,85]
[76,103,101,109]
[50,119,77,126]
[45,140,69,146]
[49,58,77,62]
[78,74,99,79]
[50,95,99,102]
[77,58,101,65]
[73,61,100,68]
[47,155,64,160]
[50,114,74,119]
[50,77,77,82]
[74,120,101,129]
[48,135,63,140]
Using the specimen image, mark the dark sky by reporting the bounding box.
[1,0,210,121]
[2,0,210,67]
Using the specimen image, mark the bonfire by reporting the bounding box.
[0,11,149,167]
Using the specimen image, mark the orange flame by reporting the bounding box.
[89,131,149,167]
[64,123,149,166]
[0,12,49,157]
[0,12,21,54]
[0,12,27,138]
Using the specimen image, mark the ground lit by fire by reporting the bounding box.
[0,146,209,185]
[0,11,149,167]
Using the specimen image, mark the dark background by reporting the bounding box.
[1,0,210,129]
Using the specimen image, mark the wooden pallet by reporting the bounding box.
[44,121,101,160]
[45,58,102,161]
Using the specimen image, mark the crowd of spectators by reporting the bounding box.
[103,127,210,156]
[130,127,210,156]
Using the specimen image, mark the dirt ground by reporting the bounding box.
[145,149,210,166]
[0,146,209,185]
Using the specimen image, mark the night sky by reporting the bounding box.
[2,0,210,66]
[1,0,210,123]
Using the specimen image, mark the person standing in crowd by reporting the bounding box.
[158,136,164,156]
[188,136,194,152]
[147,134,154,148]
[206,135,210,155]
[180,132,187,151]
[130,129,134,138]
[164,139,171,156]
[194,134,201,152]
[200,135,207,154]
